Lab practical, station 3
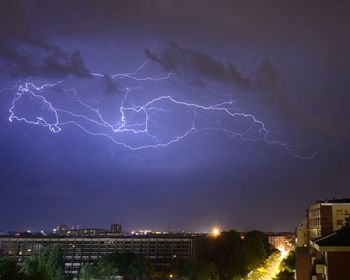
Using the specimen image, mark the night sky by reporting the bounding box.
[1,1,350,233]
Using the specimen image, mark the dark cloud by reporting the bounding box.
[145,43,334,144]
[0,39,91,79]
[146,42,298,119]
[102,74,121,95]
[0,0,90,79]
[145,42,252,89]
[254,60,296,118]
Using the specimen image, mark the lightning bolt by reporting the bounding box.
[5,60,317,159]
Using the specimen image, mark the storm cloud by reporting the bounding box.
[145,42,252,89]
[0,1,90,79]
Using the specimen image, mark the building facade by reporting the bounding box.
[0,235,193,275]
[296,199,350,280]
[309,223,350,280]
[296,218,307,247]
[267,233,295,252]
[307,199,350,241]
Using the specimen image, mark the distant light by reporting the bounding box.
[278,247,288,259]
[211,227,220,237]
[169,274,174,278]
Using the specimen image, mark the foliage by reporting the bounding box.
[78,252,151,280]
[78,262,117,280]
[0,257,25,280]
[273,269,294,280]
[185,261,219,280]
[46,246,65,280]
[192,230,272,279]
[78,264,100,280]
[274,251,296,280]
[21,245,65,280]
[242,230,268,271]
[280,251,295,272]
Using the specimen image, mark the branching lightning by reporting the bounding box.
[5,60,317,159]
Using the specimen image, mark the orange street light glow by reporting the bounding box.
[211,227,220,237]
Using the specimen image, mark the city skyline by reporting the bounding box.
[1,1,350,233]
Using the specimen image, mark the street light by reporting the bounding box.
[211,227,220,237]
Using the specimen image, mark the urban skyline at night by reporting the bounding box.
[1,2,350,279]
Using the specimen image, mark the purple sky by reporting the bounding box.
[0,1,350,232]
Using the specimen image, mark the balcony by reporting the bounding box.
[315,263,326,274]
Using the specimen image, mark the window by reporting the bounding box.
[336,209,343,215]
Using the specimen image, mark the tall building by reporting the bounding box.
[307,199,350,240]
[110,224,122,234]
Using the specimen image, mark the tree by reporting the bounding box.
[79,261,117,280]
[128,255,151,279]
[243,231,268,271]
[21,245,65,280]
[46,246,65,280]
[25,269,52,280]
[210,230,246,279]
[273,269,294,280]
[78,264,100,280]
[100,252,150,279]
[185,261,219,280]
[79,252,153,280]
[275,251,295,280]
[281,251,295,272]
[192,230,273,279]
[0,257,25,280]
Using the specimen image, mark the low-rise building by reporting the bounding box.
[0,234,193,275]
[267,232,295,251]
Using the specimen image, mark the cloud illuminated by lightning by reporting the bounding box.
[6,61,317,159]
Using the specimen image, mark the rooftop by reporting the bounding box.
[311,222,350,251]
[314,198,350,204]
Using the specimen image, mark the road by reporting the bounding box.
[244,250,287,280]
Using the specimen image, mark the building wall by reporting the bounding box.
[326,251,350,280]
[297,218,307,247]
[308,203,322,240]
[268,234,294,251]
[307,202,350,241]
[296,247,311,280]
[320,205,333,237]
[0,236,193,275]
[332,205,350,231]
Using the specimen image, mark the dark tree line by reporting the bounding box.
[0,245,65,280]
[188,230,275,280]
[78,252,152,280]
[0,231,274,280]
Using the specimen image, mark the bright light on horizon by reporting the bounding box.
[211,227,220,237]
